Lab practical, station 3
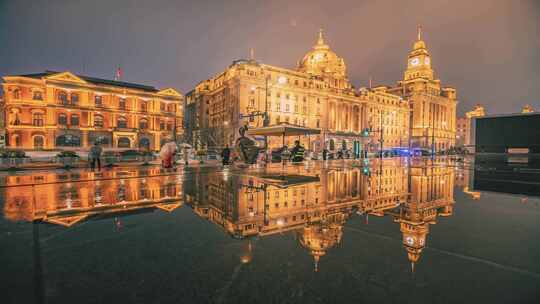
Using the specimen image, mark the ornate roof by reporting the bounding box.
[297,29,347,79]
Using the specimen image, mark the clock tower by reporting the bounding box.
[404,26,434,82]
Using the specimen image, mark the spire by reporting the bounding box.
[318,28,325,45]
[249,48,255,60]
[314,254,320,272]
[417,24,422,41]
[411,261,415,273]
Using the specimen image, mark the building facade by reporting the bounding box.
[185,30,411,154]
[388,28,458,151]
[2,71,183,151]
[456,104,485,147]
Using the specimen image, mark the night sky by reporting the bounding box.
[1,0,539,116]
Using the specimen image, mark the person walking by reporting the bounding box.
[221,144,231,166]
[290,140,305,162]
[322,149,328,161]
[89,142,103,171]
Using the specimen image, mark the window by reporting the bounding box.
[294,103,298,113]
[167,122,172,131]
[58,113,68,125]
[249,98,255,107]
[168,104,175,113]
[117,137,131,148]
[139,118,148,130]
[33,91,43,101]
[119,98,126,109]
[70,114,79,126]
[33,113,44,126]
[33,136,44,149]
[56,134,81,147]
[94,115,104,127]
[71,93,79,105]
[160,102,165,111]
[160,121,165,130]
[58,91,68,104]
[13,89,21,99]
[141,101,147,112]
[117,116,127,128]
[276,103,280,111]
[95,95,103,106]
[285,104,289,112]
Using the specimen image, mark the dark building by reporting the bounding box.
[475,113,540,154]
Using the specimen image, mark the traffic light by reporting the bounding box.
[362,166,371,177]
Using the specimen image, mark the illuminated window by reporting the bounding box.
[58,91,68,104]
[58,113,67,125]
[160,102,165,111]
[33,91,43,101]
[139,118,148,129]
[119,98,126,109]
[70,114,79,126]
[140,101,147,112]
[33,113,44,126]
[95,95,103,106]
[276,103,280,111]
[117,116,127,128]
[167,122,172,131]
[249,98,255,107]
[160,121,165,130]
[285,104,289,112]
[71,93,79,104]
[13,88,21,99]
[94,115,104,127]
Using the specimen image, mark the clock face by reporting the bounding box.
[425,57,430,65]
[410,58,420,66]
[405,236,415,246]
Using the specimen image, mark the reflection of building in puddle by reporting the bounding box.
[388,165,455,271]
[3,167,183,226]
[184,166,424,270]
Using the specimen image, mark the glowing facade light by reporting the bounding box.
[277,76,287,84]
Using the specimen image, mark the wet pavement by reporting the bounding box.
[1,158,539,303]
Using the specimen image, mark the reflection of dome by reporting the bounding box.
[297,29,347,79]
[298,219,343,272]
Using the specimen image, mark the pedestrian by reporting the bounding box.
[290,140,305,162]
[221,144,231,166]
[89,141,103,170]
[322,149,328,161]
[183,146,190,166]
[160,142,177,168]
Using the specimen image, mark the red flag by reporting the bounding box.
[115,66,122,81]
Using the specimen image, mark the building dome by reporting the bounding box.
[298,219,344,272]
[297,29,347,79]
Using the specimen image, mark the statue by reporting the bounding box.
[235,125,262,164]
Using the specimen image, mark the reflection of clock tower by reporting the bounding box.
[404,26,434,81]
[400,220,428,272]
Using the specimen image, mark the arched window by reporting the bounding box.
[71,93,79,104]
[33,91,43,101]
[94,115,104,128]
[139,118,148,130]
[117,116,127,128]
[56,134,81,147]
[33,136,44,149]
[139,137,150,149]
[70,114,79,126]
[33,113,44,126]
[58,113,67,125]
[12,88,21,99]
[117,137,131,148]
[58,91,68,104]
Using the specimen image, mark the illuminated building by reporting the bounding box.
[1,71,183,150]
[185,30,410,153]
[2,167,183,226]
[522,104,534,113]
[456,104,485,147]
[388,27,458,151]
